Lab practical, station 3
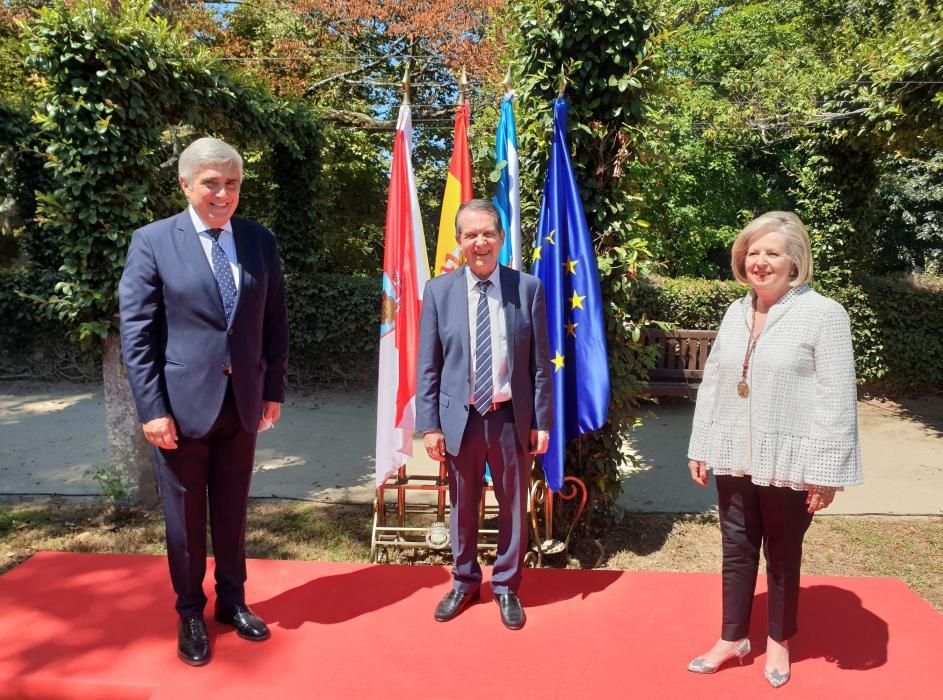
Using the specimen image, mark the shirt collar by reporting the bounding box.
[745,283,810,308]
[188,205,233,237]
[741,283,811,327]
[465,264,501,292]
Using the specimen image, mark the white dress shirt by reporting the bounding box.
[688,285,863,489]
[188,206,240,293]
[466,266,511,404]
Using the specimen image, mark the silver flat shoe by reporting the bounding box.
[764,667,790,688]
[687,638,751,673]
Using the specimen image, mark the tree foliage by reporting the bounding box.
[507,0,659,514]
[631,0,943,278]
[0,1,40,258]
[191,0,508,275]
[24,0,321,340]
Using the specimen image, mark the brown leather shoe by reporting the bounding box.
[178,615,210,666]
[434,588,480,622]
[215,604,270,641]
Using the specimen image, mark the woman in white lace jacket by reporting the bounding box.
[685,212,862,689]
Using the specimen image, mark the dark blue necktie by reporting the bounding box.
[473,280,494,413]
[207,228,237,324]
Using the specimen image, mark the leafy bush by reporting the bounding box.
[635,274,943,387]
[84,460,135,509]
[633,276,749,328]
[1,267,381,386]
[829,275,943,388]
[284,272,379,385]
[0,266,99,380]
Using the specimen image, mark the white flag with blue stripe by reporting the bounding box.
[493,92,521,270]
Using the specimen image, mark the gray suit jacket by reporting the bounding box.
[416,265,553,455]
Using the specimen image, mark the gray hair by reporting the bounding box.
[731,211,813,287]
[178,137,243,184]
[455,199,503,238]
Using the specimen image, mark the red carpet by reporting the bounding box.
[1,552,940,699]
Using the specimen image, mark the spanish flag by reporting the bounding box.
[432,102,473,276]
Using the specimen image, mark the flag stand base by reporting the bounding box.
[371,464,501,564]
[525,476,605,569]
[371,467,603,568]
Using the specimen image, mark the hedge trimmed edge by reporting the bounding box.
[633,275,943,388]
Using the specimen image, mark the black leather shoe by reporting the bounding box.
[434,588,480,622]
[215,603,270,641]
[495,592,526,630]
[178,615,210,666]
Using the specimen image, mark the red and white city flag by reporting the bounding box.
[375,103,430,486]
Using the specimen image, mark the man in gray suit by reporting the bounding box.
[416,199,553,630]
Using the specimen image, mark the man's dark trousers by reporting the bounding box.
[153,382,256,617]
[447,402,529,596]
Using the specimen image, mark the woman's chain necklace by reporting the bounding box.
[737,299,761,399]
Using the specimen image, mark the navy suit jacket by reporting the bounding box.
[119,210,289,437]
[416,265,553,455]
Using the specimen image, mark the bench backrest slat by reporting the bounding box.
[642,328,718,380]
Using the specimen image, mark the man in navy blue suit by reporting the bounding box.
[416,200,553,630]
[119,137,288,666]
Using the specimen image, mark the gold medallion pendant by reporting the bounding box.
[737,379,750,398]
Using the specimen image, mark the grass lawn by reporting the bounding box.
[1,499,940,613]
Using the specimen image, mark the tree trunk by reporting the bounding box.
[102,332,158,507]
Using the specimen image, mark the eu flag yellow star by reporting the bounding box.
[545,229,556,245]
[562,257,579,274]
[533,244,542,261]
[570,290,586,310]
[551,351,565,372]
[564,320,578,337]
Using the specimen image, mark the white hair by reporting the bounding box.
[178,137,243,184]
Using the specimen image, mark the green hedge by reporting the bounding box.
[11,264,938,389]
[633,275,943,387]
[0,266,100,380]
[0,267,380,386]
[284,272,378,385]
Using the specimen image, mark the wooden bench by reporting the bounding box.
[641,329,718,398]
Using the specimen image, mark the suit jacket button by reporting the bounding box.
[227,328,233,336]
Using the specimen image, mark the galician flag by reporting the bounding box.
[531,97,611,492]
[432,102,473,276]
[493,91,521,270]
[376,103,430,486]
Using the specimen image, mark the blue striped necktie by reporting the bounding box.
[473,280,494,413]
[207,228,237,324]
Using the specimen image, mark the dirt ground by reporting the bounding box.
[0,382,941,515]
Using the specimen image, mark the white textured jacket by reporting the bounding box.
[688,284,863,490]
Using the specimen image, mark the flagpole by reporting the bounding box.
[401,62,411,106]
[502,65,513,94]
[459,65,468,106]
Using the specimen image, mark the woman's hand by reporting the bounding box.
[688,459,709,487]
[806,485,837,513]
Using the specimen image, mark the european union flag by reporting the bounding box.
[531,97,610,492]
